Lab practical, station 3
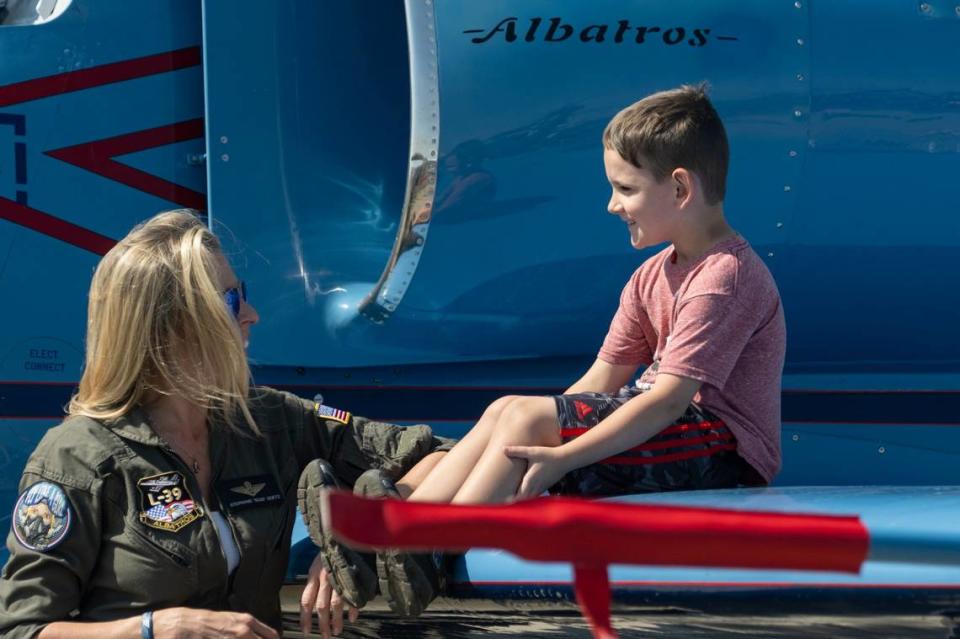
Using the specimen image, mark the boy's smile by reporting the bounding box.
[603,148,678,250]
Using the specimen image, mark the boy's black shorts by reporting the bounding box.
[550,385,763,497]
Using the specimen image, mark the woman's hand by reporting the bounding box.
[299,553,359,638]
[152,607,278,638]
[503,445,571,500]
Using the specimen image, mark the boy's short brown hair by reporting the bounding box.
[603,84,729,205]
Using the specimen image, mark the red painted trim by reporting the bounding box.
[326,491,870,574]
[46,119,206,210]
[573,565,616,639]
[0,47,201,107]
[0,196,116,255]
[605,443,738,465]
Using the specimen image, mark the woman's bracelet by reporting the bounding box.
[140,611,154,639]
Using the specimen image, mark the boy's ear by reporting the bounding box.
[672,168,695,208]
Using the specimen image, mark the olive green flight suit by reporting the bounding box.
[0,387,452,638]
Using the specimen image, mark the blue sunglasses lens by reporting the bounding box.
[224,281,247,317]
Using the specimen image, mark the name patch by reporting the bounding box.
[13,481,72,552]
[215,474,283,511]
[137,472,203,532]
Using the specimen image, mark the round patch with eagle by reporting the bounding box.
[13,481,72,552]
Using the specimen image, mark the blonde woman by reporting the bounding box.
[0,210,448,639]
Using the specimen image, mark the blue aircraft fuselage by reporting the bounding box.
[1,0,959,620]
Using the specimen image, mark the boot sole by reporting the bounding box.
[297,462,378,608]
[377,550,436,617]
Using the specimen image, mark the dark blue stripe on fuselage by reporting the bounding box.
[1,382,960,425]
[14,142,26,184]
[0,113,26,136]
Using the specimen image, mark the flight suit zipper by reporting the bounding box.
[208,450,244,605]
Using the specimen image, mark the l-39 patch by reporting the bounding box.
[13,481,72,552]
[137,472,204,532]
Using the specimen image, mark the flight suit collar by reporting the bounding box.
[108,407,237,476]
[106,406,167,446]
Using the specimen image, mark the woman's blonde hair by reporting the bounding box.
[69,209,259,435]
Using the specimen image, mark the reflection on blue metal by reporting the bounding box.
[359,0,441,324]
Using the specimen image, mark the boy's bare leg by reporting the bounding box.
[408,395,521,503]
[452,396,562,504]
[395,451,446,499]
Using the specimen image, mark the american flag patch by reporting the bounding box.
[146,503,172,523]
[315,403,351,425]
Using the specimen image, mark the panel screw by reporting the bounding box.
[794,109,803,118]
[767,251,775,257]
[789,150,798,157]
[220,153,230,162]
[920,2,931,12]
[777,222,784,228]
[795,1,802,7]
[220,136,229,144]
[796,73,805,81]
[956,5,960,15]
[796,37,805,46]
[792,434,799,442]
[878,446,886,454]
[784,185,792,192]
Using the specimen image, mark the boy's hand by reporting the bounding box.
[504,445,570,500]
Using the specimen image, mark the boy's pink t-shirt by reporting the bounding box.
[598,235,786,483]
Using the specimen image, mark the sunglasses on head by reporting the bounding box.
[223,281,248,318]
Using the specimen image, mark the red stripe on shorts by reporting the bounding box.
[560,420,726,439]
[659,420,727,436]
[604,443,737,466]
[626,432,734,453]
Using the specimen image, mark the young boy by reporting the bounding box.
[317,84,787,617]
